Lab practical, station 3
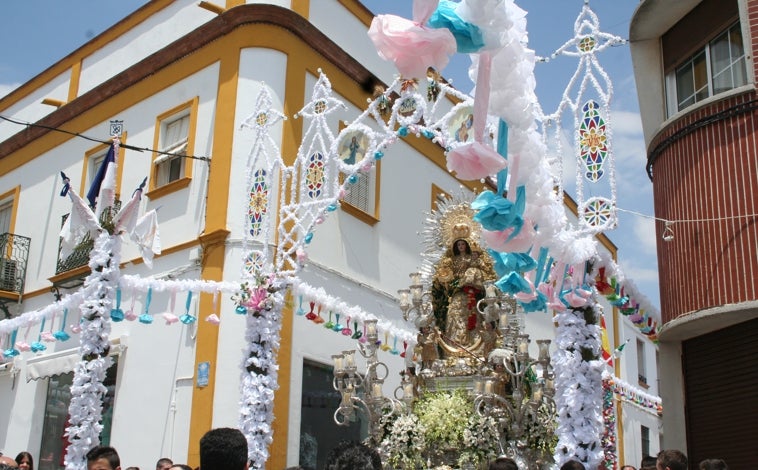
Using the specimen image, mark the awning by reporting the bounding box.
[25,335,128,382]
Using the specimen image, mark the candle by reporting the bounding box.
[537,339,551,362]
[473,377,484,395]
[484,379,494,395]
[398,289,411,307]
[343,350,355,369]
[499,313,508,328]
[372,381,383,398]
[518,335,530,354]
[410,284,423,302]
[403,382,414,398]
[410,272,422,286]
[366,320,378,338]
[485,282,497,298]
[332,354,344,373]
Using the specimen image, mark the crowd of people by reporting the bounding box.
[0,439,731,470]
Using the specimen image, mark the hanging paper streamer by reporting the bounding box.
[139,288,154,324]
[180,292,196,324]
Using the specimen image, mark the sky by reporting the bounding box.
[0,0,659,311]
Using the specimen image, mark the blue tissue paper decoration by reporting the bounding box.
[428,0,485,53]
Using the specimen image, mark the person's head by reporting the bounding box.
[155,459,172,470]
[699,458,728,470]
[560,460,586,470]
[0,456,17,468]
[621,466,636,470]
[199,427,248,470]
[0,463,18,470]
[324,440,381,470]
[86,446,121,470]
[641,455,657,468]
[15,453,32,470]
[453,238,471,255]
[657,449,687,470]
[168,465,192,470]
[125,467,140,470]
[489,456,518,470]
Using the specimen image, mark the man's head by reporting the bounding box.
[621,466,637,470]
[199,427,248,470]
[489,456,519,470]
[0,456,17,468]
[699,458,728,470]
[156,459,172,470]
[657,449,688,470]
[86,446,121,470]
[641,455,657,468]
[560,460,586,470]
[324,440,381,470]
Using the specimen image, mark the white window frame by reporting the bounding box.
[155,113,190,187]
[666,21,747,116]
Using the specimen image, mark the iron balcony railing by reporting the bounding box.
[0,232,31,294]
[56,201,121,275]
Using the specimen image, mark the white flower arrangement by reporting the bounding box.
[380,390,501,469]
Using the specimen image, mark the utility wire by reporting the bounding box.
[0,114,211,162]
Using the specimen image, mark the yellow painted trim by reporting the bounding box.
[225,0,245,8]
[79,133,127,200]
[187,37,240,466]
[337,0,374,27]
[0,186,21,234]
[187,229,230,467]
[0,185,21,260]
[431,184,450,211]
[0,0,176,113]
[149,97,198,194]
[291,0,310,19]
[271,296,294,468]
[616,399,625,465]
[68,61,82,102]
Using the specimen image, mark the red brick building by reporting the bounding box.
[630,0,758,466]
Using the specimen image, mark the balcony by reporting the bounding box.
[53,201,121,288]
[0,232,31,307]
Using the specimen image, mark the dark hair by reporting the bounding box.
[657,449,688,470]
[641,455,657,467]
[489,456,519,470]
[699,459,728,470]
[452,238,471,256]
[86,446,121,470]
[0,464,17,470]
[156,459,173,470]
[620,466,636,470]
[16,452,34,470]
[324,440,381,470]
[560,460,586,470]
[169,466,192,470]
[199,427,248,470]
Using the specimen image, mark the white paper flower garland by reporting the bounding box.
[552,293,604,468]
[64,233,121,470]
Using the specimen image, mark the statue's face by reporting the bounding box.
[456,239,468,252]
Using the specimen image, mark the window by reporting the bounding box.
[149,98,198,198]
[38,359,118,470]
[0,200,12,235]
[337,126,380,224]
[667,22,747,114]
[299,360,365,469]
[641,425,651,457]
[637,338,647,385]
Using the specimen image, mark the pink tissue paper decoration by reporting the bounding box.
[15,341,31,352]
[41,331,56,342]
[446,141,507,180]
[368,15,456,78]
[163,313,179,325]
[205,313,220,325]
[481,219,535,253]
